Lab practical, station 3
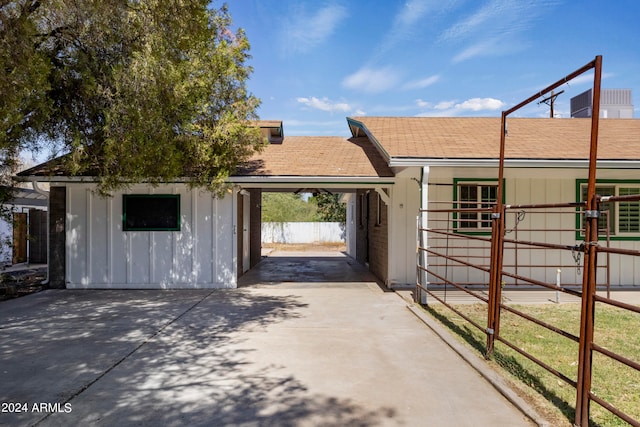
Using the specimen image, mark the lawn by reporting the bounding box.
[425,301,640,427]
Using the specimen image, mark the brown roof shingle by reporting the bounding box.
[349,117,640,160]
[235,136,393,177]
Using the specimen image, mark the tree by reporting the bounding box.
[1,0,264,195]
[262,193,318,223]
[312,193,346,223]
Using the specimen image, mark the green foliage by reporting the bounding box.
[0,1,51,184]
[311,193,346,223]
[262,193,318,223]
[1,0,264,195]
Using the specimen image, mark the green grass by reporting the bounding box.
[425,302,640,427]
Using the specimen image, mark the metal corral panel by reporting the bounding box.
[66,184,235,289]
[426,167,640,287]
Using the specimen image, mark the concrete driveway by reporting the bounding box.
[1,282,536,426]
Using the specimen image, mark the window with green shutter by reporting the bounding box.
[453,179,502,234]
[576,180,640,240]
[619,187,640,233]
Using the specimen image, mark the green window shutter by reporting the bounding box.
[619,187,640,233]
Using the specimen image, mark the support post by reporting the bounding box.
[486,114,507,358]
[574,55,602,427]
[419,167,429,304]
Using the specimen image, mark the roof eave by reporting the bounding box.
[230,175,395,184]
[16,175,397,186]
[388,158,640,168]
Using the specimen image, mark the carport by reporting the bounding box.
[231,123,397,286]
[15,120,415,290]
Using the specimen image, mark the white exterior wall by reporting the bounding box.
[424,167,640,287]
[387,169,421,286]
[344,194,357,258]
[262,222,345,244]
[66,184,236,289]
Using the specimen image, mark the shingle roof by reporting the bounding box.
[348,117,640,160]
[16,136,393,179]
[235,136,393,177]
[18,116,640,180]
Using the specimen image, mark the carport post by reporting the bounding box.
[418,166,429,304]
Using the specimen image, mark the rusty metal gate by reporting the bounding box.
[416,56,640,427]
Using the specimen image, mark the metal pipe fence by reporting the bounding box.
[416,201,640,426]
[415,56,640,427]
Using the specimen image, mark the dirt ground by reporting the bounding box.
[262,242,347,252]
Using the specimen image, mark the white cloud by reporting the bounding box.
[281,4,348,55]
[416,97,505,116]
[377,0,461,57]
[342,66,401,93]
[440,0,503,42]
[296,97,351,113]
[440,0,559,62]
[452,39,499,63]
[456,97,505,111]
[435,100,457,110]
[568,71,614,87]
[395,0,440,28]
[403,75,441,90]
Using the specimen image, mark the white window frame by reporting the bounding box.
[455,181,498,232]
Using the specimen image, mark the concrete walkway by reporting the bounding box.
[0,254,538,426]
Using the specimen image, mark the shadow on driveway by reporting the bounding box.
[1,289,398,427]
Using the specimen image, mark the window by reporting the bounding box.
[455,181,498,231]
[123,195,180,231]
[618,188,640,232]
[577,180,640,238]
[580,185,615,234]
[375,193,384,226]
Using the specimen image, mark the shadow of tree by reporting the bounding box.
[1,289,398,426]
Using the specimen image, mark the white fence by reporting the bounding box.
[262,222,345,244]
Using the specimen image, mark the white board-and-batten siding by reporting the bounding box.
[425,167,640,287]
[66,184,235,289]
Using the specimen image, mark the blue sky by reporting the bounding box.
[227,0,640,136]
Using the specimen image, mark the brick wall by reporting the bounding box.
[48,186,66,288]
[354,190,388,285]
[367,191,388,284]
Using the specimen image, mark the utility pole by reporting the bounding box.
[538,89,565,118]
